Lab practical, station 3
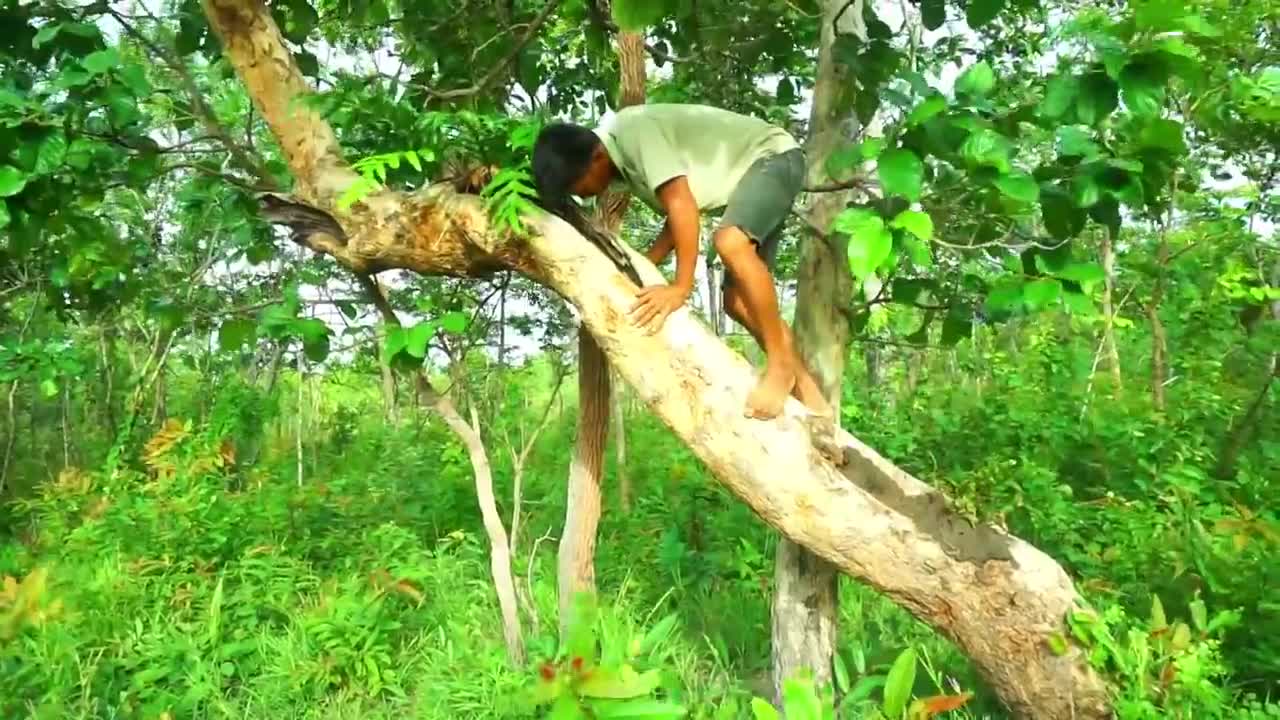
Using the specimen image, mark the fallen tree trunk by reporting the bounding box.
[202,1,1112,715]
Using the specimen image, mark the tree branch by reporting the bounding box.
[427,0,567,101]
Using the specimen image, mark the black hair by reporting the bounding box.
[527,121,641,286]
[531,122,602,212]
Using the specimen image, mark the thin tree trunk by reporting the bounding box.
[774,0,864,701]
[1100,228,1123,389]
[1148,229,1170,412]
[557,26,647,635]
[295,351,304,487]
[421,380,524,663]
[356,272,525,662]
[559,331,610,635]
[100,327,117,432]
[613,371,630,513]
[61,383,71,469]
[0,381,18,496]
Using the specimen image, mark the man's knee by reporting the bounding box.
[713,225,754,256]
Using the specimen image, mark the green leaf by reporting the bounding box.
[1062,288,1097,315]
[1134,0,1184,32]
[941,311,972,346]
[906,95,947,125]
[82,48,121,75]
[1179,14,1222,37]
[578,666,662,699]
[1055,262,1105,291]
[592,699,686,719]
[1042,188,1087,240]
[405,321,436,358]
[882,647,917,719]
[877,149,924,201]
[1023,278,1062,310]
[1048,633,1069,655]
[921,0,946,30]
[781,677,823,720]
[960,129,1012,173]
[638,613,679,657]
[438,311,468,334]
[965,0,1005,27]
[549,694,587,720]
[218,319,257,351]
[777,78,796,105]
[34,133,68,175]
[903,236,932,267]
[1138,118,1186,155]
[890,209,933,241]
[0,201,9,230]
[835,209,893,281]
[1150,594,1168,630]
[0,166,28,197]
[1189,598,1208,632]
[749,698,781,720]
[956,61,997,97]
[612,0,670,30]
[994,172,1040,203]
[985,279,1025,313]
[1040,74,1079,119]
[1071,174,1101,208]
[40,379,59,398]
[32,22,62,48]
[1120,61,1167,117]
[1077,72,1119,125]
[1056,126,1100,158]
[858,137,888,161]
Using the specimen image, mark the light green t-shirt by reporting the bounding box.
[594,104,799,212]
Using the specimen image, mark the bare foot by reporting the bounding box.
[794,368,833,418]
[745,360,797,419]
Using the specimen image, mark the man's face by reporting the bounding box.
[569,146,613,197]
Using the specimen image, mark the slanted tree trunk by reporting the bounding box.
[558,23,648,632]
[200,3,1113,714]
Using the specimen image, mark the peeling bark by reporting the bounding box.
[202,1,1113,714]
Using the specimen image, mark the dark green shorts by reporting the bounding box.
[716,147,806,289]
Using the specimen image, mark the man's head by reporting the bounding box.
[531,122,614,210]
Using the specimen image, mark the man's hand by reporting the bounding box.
[629,283,692,334]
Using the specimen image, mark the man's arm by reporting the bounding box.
[646,220,674,265]
[628,175,700,332]
[653,175,699,292]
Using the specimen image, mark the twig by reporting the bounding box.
[427,0,567,100]
[804,175,875,193]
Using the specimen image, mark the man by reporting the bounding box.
[531,103,829,420]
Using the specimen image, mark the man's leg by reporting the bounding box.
[721,284,830,416]
[714,227,794,418]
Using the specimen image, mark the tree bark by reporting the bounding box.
[1147,234,1170,413]
[200,3,1113,714]
[559,330,610,637]
[613,371,631,513]
[1100,228,1123,390]
[773,0,864,701]
[557,24,648,632]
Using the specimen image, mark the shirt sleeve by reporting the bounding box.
[613,113,686,198]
